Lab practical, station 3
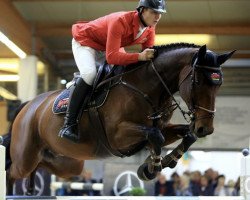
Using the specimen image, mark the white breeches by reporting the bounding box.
[72,39,105,85]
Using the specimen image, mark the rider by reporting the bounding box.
[58,0,167,142]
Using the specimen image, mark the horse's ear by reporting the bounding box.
[197,45,207,61]
[217,50,236,65]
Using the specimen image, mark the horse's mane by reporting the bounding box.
[125,43,201,70]
[153,42,201,54]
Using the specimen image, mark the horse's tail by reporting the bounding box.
[2,101,29,170]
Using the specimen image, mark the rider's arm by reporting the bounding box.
[106,19,139,65]
[119,47,126,53]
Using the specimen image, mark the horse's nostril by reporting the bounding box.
[197,127,204,135]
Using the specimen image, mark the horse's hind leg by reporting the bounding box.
[25,170,36,195]
[6,170,15,195]
[39,149,84,178]
[9,130,42,185]
[9,148,40,181]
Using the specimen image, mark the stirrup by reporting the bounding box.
[58,124,76,135]
[58,124,79,143]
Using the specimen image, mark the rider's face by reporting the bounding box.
[141,8,162,27]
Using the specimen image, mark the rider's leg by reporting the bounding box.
[58,39,97,142]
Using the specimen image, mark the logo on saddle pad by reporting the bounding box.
[52,90,70,114]
[52,87,110,115]
[57,98,69,109]
[52,64,121,115]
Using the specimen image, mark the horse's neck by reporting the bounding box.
[123,49,195,104]
[123,63,162,97]
[155,50,195,94]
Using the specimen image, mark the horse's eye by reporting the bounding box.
[195,72,204,85]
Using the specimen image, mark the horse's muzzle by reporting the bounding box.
[194,126,214,138]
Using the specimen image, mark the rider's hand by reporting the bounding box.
[138,48,155,61]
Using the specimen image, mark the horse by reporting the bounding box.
[3,43,235,195]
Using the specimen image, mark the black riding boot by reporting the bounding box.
[58,78,91,142]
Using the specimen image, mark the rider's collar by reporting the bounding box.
[138,12,148,27]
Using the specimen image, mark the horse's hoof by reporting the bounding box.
[137,163,157,181]
[25,192,34,196]
[162,155,177,169]
[153,164,162,172]
[25,189,36,196]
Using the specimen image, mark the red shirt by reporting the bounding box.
[72,11,155,65]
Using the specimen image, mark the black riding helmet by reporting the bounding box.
[137,0,167,14]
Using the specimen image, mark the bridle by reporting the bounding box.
[148,52,222,123]
[177,57,222,122]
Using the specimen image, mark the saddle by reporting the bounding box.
[52,63,124,114]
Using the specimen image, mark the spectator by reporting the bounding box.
[183,170,191,177]
[199,175,214,196]
[214,174,230,196]
[190,170,202,196]
[176,174,193,196]
[211,170,219,189]
[170,172,181,194]
[232,177,240,196]
[154,173,175,196]
[204,168,218,191]
[227,179,235,195]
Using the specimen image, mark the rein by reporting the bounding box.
[149,61,192,122]
[116,60,193,123]
[96,60,186,125]
[96,62,149,89]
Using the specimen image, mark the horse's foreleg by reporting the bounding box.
[143,127,165,170]
[115,122,165,181]
[162,132,197,169]
[161,124,197,169]
[39,150,84,178]
[137,126,165,181]
[136,127,166,182]
[161,124,190,145]
[114,122,165,153]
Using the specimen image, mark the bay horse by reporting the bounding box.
[3,43,235,195]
